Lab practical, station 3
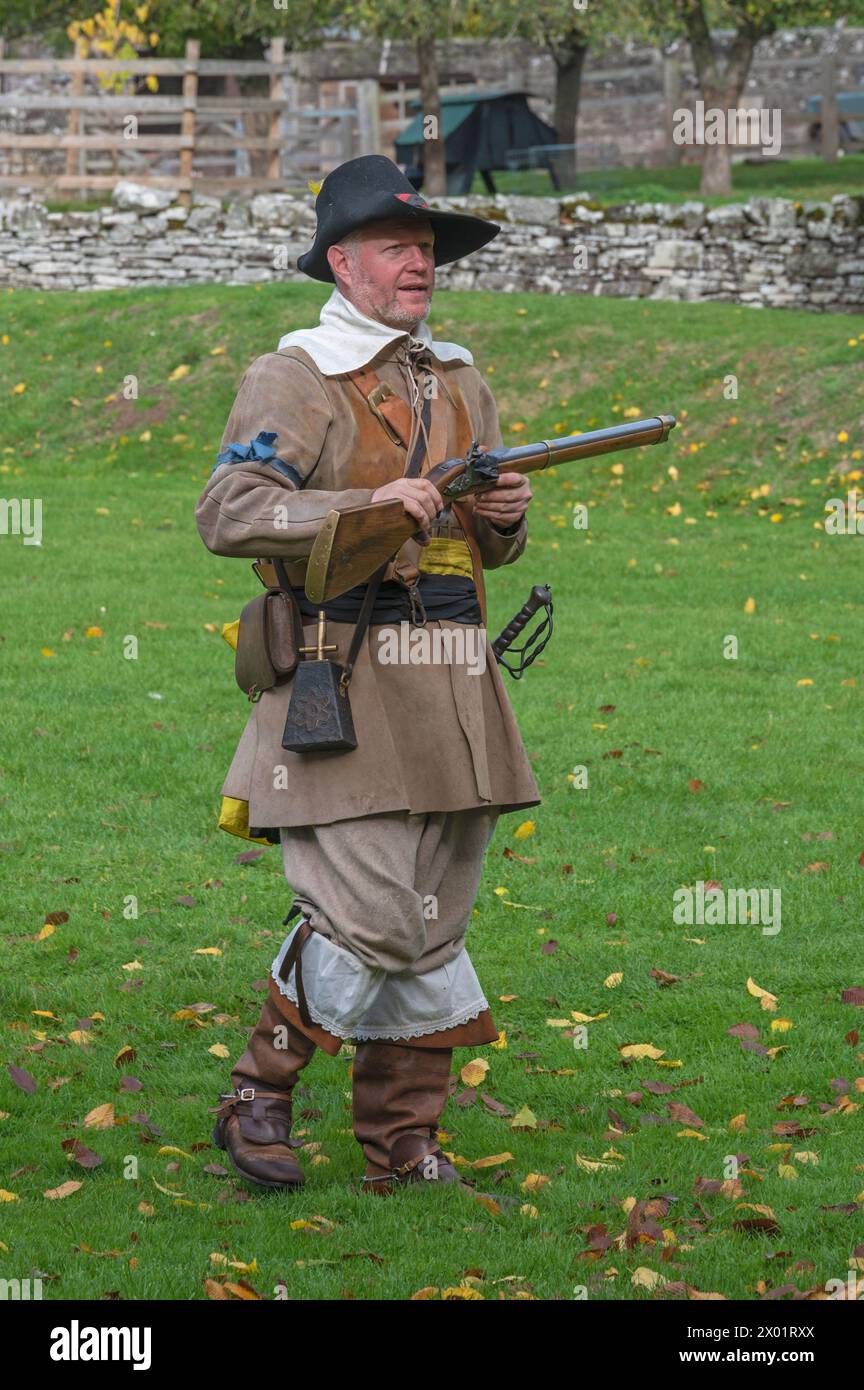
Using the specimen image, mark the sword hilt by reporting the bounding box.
[492,585,552,659]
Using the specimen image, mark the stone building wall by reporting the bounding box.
[300,26,864,167]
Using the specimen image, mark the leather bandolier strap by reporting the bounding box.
[252,364,489,627]
[333,374,434,691]
[347,363,415,452]
[347,363,428,589]
[347,360,487,626]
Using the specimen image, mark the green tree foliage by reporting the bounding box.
[0,0,348,56]
[641,1,863,194]
[469,0,646,182]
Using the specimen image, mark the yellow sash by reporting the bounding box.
[416,537,474,579]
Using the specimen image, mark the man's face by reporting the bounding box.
[327,218,435,331]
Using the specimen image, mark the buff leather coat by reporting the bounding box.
[194,337,542,830]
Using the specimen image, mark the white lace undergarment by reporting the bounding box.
[270,920,490,1041]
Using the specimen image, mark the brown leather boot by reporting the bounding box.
[351,1041,470,1194]
[211,995,317,1190]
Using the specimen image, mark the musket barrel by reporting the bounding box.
[492,414,676,473]
[307,412,677,602]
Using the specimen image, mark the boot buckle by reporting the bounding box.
[391,1138,439,1179]
[237,1087,256,1101]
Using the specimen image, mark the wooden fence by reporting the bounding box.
[0,35,853,201]
[0,38,379,200]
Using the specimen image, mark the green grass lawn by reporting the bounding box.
[472,153,864,205]
[1,281,863,1302]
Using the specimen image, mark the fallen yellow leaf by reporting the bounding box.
[83,1103,115,1129]
[44,1181,82,1200]
[619,1043,664,1060]
[510,1105,537,1130]
[747,977,778,1011]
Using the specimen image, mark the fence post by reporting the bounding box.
[820,51,839,162]
[268,37,285,182]
[663,55,683,166]
[179,37,199,205]
[66,38,85,196]
[339,110,353,164]
[356,78,381,156]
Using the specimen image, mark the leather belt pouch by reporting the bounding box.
[235,588,303,699]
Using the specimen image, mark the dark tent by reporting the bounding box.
[805,91,864,150]
[393,88,560,194]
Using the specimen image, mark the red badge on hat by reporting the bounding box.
[394,192,429,208]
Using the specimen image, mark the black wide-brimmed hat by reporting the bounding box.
[296,154,500,283]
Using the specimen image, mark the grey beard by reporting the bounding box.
[380,299,430,330]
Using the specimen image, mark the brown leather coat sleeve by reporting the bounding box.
[467,372,528,570]
[195,353,376,560]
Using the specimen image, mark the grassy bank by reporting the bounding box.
[0,282,862,1301]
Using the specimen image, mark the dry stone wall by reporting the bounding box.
[0,181,861,312]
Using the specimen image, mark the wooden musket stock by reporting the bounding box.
[304,414,677,603]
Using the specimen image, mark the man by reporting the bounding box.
[196,154,541,1194]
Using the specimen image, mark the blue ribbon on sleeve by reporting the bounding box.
[212,430,304,488]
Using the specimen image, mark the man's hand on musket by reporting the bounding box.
[371,452,531,539]
[370,477,445,536]
[473,471,532,530]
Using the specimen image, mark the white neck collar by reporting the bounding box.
[276,287,473,375]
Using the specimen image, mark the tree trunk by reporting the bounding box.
[417,35,446,196]
[699,139,732,196]
[681,2,760,200]
[552,39,588,187]
[697,84,746,196]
